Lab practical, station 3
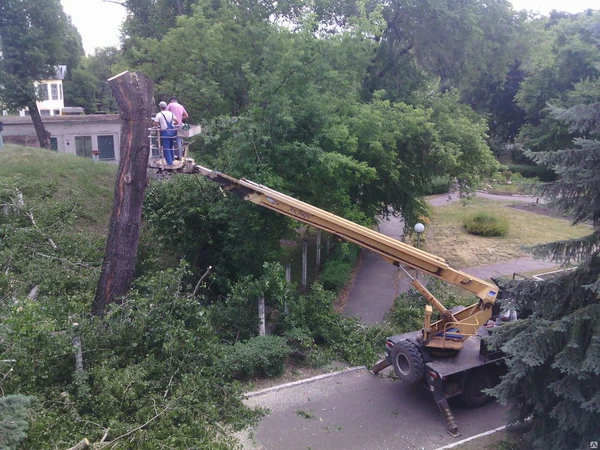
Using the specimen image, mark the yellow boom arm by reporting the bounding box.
[194,164,498,349]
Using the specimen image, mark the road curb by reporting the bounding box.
[432,425,507,450]
[244,365,367,398]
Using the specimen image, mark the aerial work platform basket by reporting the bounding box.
[148,123,202,172]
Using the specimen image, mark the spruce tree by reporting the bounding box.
[0,395,35,450]
[487,78,600,447]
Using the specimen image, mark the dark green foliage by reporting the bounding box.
[208,261,381,368]
[377,0,521,96]
[319,242,360,292]
[282,284,381,366]
[516,13,600,153]
[143,175,289,294]
[488,259,600,450]
[0,0,69,109]
[319,259,354,292]
[463,212,509,237]
[424,176,453,195]
[505,164,557,182]
[207,262,295,342]
[487,51,600,448]
[385,292,428,334]
[0,395,35,450]
[5,266,263,449]
[121,0,197,43]
[126,1,498,228]
[64,48,120,114]
[217,335,291,380]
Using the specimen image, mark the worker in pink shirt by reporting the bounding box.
[166,97,189,159]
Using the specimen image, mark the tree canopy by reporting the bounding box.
[0,0,81,147]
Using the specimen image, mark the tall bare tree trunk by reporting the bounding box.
[175,0,184,15]
[28,102,51,149]
[92,71,154,316]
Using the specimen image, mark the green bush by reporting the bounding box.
[319,259,353,292]
[318,242,359,292]
[506,164,557,182]
[463,212,509,237]
[424,175,453,195]
[218,335,291,380]
[280,284,381,366]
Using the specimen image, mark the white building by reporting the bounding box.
[19,65,67,117]
[1,114,122,163]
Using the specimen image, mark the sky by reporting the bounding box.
[60,0,598,56]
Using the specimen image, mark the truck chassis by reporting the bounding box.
[372,328,505,437]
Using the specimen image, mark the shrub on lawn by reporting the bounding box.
[218,335,291,380]
[463,212,509,237]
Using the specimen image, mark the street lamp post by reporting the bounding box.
[414,222,425,249]
[414,223,425,279]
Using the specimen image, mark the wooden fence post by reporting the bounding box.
[285,264,291,313]
[302,240,308,291]
[258,296,266,336]
[316,229,321,271]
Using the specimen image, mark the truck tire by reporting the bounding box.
[460,367,498,408]
[391,340,425,385]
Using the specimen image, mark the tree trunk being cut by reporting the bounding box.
[92,71,154,316]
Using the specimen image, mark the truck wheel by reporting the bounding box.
[391,340,425,384]
[460,367,498,408]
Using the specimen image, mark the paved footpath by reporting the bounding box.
[344,192,555,324]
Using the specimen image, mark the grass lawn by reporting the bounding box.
[0,144,118,235]
[422,197,591,268]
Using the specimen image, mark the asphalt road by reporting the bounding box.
[238,367,509,450]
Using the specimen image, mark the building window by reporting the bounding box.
[40,110,51,116]
[98,135,115,160]
[50,137,58,151]
[37,83,49,101]
[59,84,63,100]
[75,136,93,158]
[51,84,59,100]
[53,109,60,116]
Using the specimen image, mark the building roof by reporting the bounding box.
[0,114,121,125]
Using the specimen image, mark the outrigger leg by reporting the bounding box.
[436,398,460,438]
[370,358,391,374]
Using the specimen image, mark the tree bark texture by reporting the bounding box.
[176,0,184,15]
[28,101,51,149]
[92,71,154,316]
